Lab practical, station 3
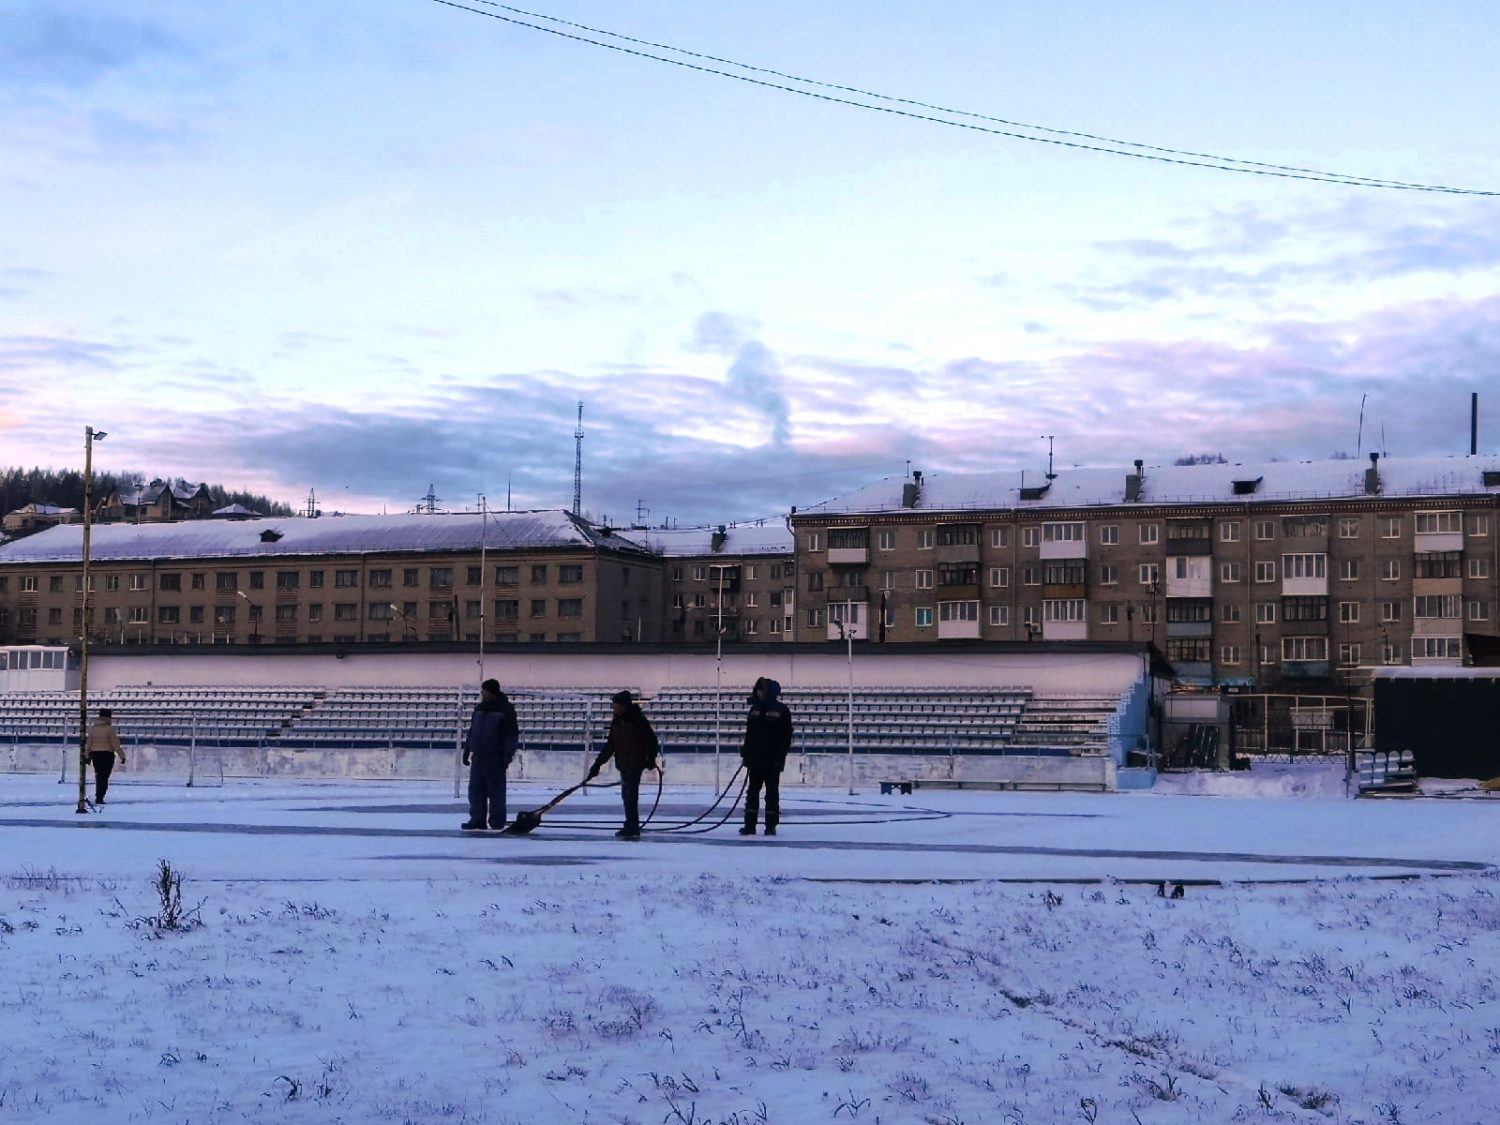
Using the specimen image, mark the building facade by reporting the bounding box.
[0,511,663,648]
[625,524,796,644]
[789,455,1500,689]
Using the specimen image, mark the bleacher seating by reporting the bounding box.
[1,683,1129,757]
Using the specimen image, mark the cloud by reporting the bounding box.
[0,7,189,88]
[725,342,791,445]
[686,311,758,354]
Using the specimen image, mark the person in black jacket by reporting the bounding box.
[461,679,520,830]
[587,690,661,839]
[740,677,793,836]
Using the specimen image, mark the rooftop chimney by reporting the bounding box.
[901,469,923,509]
[1364,452,1381,496]
[711,525,727,552]
[1125,459,1145,503]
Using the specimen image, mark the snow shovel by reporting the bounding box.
[503,778,592,835]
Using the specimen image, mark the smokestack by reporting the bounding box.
[1364,452,1381,496]
[901,469,923,509]
[1473,392,1479,456]
[1125,459,1145,503]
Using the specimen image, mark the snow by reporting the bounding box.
[801,453,1500,514]
[2,763,1498,1123]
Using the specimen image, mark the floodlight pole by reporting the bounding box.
[75,425,105,814]
[478,495,487,683]
[714,566,725,792]
[845,597,855,795]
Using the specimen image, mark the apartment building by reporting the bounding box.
[0,511,662,647]
[624,524,795,643]
[791,455,1500,688]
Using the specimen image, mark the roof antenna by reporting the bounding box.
[1356,393,1367,458]
[1042,435,1057,480]
[572,401,584,516]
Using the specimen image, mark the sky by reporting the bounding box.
[3,767,1499,1121]
[3,2,1499,527]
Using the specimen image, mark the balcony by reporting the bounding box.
[937,618,981,640]
[827,547,868,565]
[1163,536,1213,556]
[1280,660,1331,680]
[1039,539,1087,561]
[1415,531,1463,553]
[935,582,980,601]
[936,543,980,565]
[826,585,869,605]
[1281,576,1328,597]
[1042,582,1087,600]
[1165,620,1212,639]
[1041,620,1087,641]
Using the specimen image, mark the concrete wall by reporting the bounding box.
[85,646,1146,697]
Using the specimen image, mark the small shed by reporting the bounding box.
[1373,668,1500,780]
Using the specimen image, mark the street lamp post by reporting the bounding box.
[478,495,487,683]
[833,597,856,795]
[75,425,106,814]
[235,590,259,644]
[389,603,415,642]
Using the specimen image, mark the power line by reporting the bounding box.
[427,0,1499,197]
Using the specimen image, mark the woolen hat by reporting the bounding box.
[481,679,502,695]
[611,690,634,705]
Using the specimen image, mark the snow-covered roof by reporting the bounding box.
[0,510,644,565]
[9,503,77,516]
[800,454,1500,516]
[212,504,260,518]
[616,523,793,558]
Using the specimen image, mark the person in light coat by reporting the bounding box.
[86,709,126,806]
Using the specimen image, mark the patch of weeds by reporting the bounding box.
[1128,1069,1181,1101]
[122,860,203,934]
[1278,1084,1338,1113]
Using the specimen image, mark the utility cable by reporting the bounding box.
[427,0,1499,196]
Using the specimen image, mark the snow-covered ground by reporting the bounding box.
[2,764,1497,1124]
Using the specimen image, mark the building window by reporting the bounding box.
[1469,601,1491,622]
[214,606,236,627]
[1023,566,1041,586]
[430,568,453,589]
[1282,554,1326,580]
[989,605,1010,626]
[1221,603,1240,623]
[1099,564,1118,586]
[129,574,148,591]
[1255,602,1276,624]
[988,567,1010,588]
[744,565,758,580]
[368,603,394,621]
[1414,594,1461,619]
[940,601,980,622]
[275,605,297,623]
[1138,563,1159,585]
[1338,518,1359,539]
[1254,561,1277,583]
[1098,604,1119,625]
[335,569,359,588]
[806,571,825,592]
[745,619,759,635]
[526,565,544,584]
[277,571,302,590]
[914,529,933,550]
[155,606,179,625]
[1098,525,1119,546]
[1282,596,1328,622]
[559,565,584,584]
[1254,521,1275,541]
[495,599,519,621]
[1339,559,1359,581]
[1282,636,1329,662]
[1379,601,1402,623]
[806,532,822,552]
[990,527,1010,548]
[1412,636,1462,660]
[1470,558,1491,579]
[1382,641,1402,664]
[191,572,205,590]
[1338,601,1360,623]
[1380,517,1401,539]
[467,566,483,585]
[1219,561,1241,583]
[1379,559,1401,581]
[159,573,181,592]
[1043,522,1084,543]
[216,572,236,592]
[1339,643,1361,666]
[1414,552,1461,579]
[493,566,518,587]
[1166,638,1212,664]
[1415,511,1462,534]
[1219,521,1241,543]
[248,571,265,590]
[807,608,825,627]
[558,598,583,618]
[530,599,547,618]
[1470,514,1491,537]
[915,570,933,589]
[189,606,204,624]
[1019,527,1038,549]
[1138,524,1159,545]
[1220,645,1241,666]
[333,604,358,622]
[915,607,933,628]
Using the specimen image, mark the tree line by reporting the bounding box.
[0,466,295,519]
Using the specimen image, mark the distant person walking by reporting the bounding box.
[586,690,661,839]
[461,679,519,831]
[86,709,126,806]
[740,677,793,836]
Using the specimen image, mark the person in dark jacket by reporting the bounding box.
[740,677,793,836]
[587,690,661,839]
[461,679,519,830]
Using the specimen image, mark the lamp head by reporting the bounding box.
[94,431,108,441]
